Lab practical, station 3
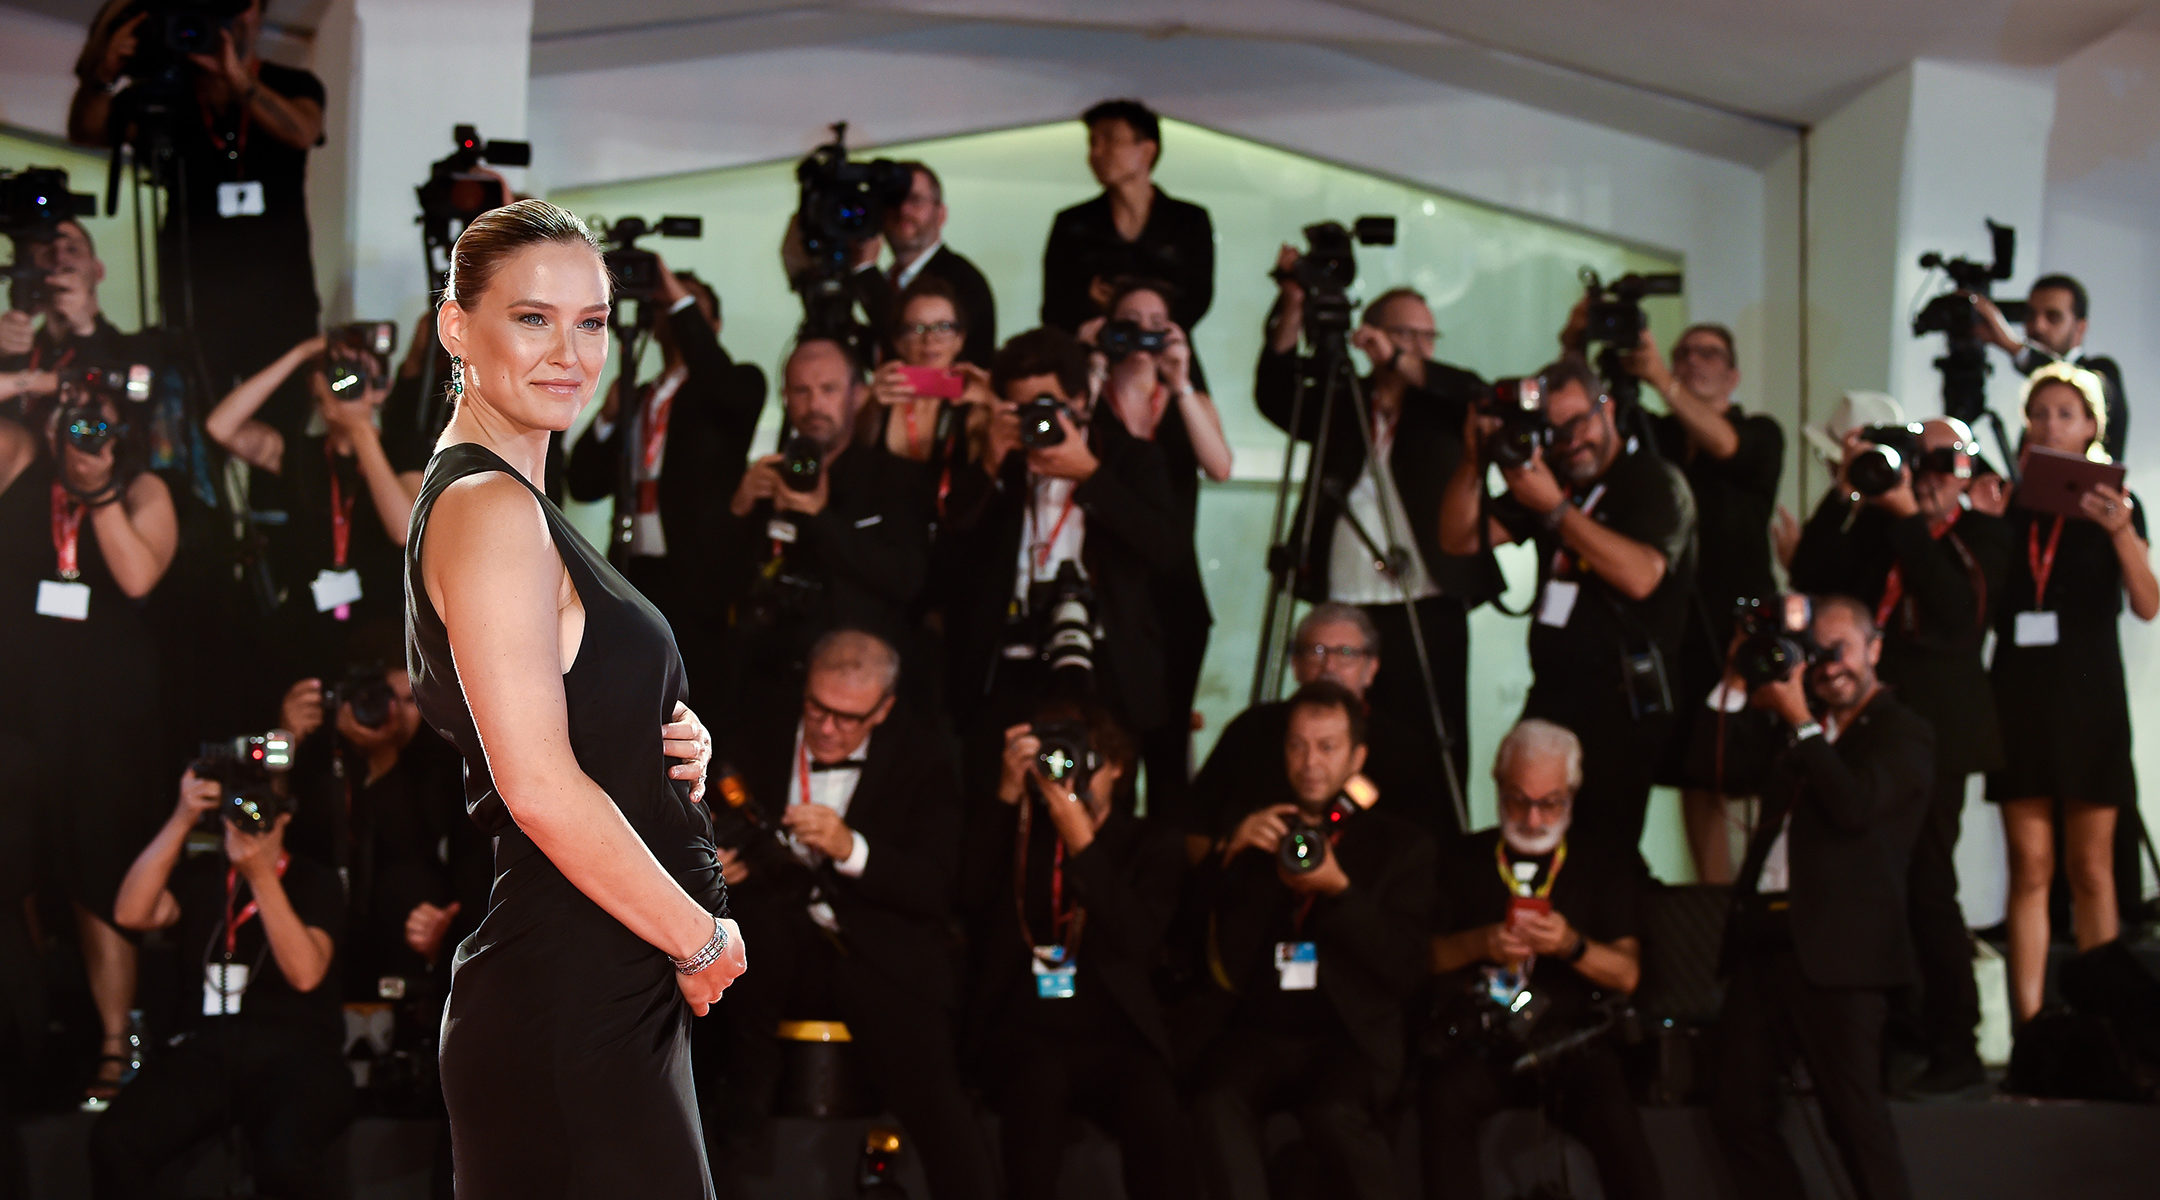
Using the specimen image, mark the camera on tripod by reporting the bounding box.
[1911,219,2025,426]
[1273,217,1395,337]
[1478,375,1554,470]
[117,0,249,78]
[1847,422,1969,498]
[1277,774,1377,875]
[322,322,397,398]
[1577,268,1683,348]
[417,124,531,277]
[1,166,98,313]
[188,731,294,833]
[595,215,703,306]
[1731,594,1824,690]
[793,122,912,335]
[57,365,154,453]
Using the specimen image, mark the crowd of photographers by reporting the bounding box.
[1,20,2152,1193]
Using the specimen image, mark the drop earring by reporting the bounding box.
[450,355,465,396]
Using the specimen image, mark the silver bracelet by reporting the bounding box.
[671,915,728,975]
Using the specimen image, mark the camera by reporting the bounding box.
[779,432,824,494]
[1578,268,1684,348]
[1271,216,1396,337]
[794,122,913,283]
[57,365,153,453]
[1478,376,1554,470]
[1097,320,1168,363]
[417,125,532,283]
[324,666,396,731]
[2,167,97,312]
[1029,720,1099,796]
[322,321,396,398]
[1039,562,1098,684]
[188,732,294,832]
[116,0,249,77]
[1277,775,1378,874]
[1016,394,1070,450]
[1732,595,1824,689]
[1847,423,1969,497]
[1911,219,2025,425]
[595,215,703,306]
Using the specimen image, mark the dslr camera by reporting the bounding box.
[1848,423,1969,498]
[188,731,295,833]
[1029,720,1100,798]
[1477,375,1553,470]
[1272,216,1396,336]
[1097,320,1168,363]
[778,432,824,494]
[1016,393,1073,450]
[1277,774,1378,875]
[322,321,397,399]
[1,166,97,312]
[57,365,153,454]
[1732,595,1825,690]
[595,215,703,306]
[323,665,398,732]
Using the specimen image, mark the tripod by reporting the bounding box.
[1251,310,1469,833]
[605,304,660,572]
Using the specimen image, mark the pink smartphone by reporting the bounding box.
[898,365,965,400]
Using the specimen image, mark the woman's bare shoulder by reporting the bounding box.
[423,471,556,576]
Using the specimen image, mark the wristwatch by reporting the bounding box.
[1563,934,1589,965]
[1790,721,1826,745]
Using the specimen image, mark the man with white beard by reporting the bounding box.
[1416,719,1661,1200]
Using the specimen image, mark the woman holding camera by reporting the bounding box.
[206,331,425,683]
[1990,363,2157,1023]
[0,390,177,1108]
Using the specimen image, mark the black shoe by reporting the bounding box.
[1900,1055,1989,1100]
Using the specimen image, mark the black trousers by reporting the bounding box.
[993,1026,1194,1200]
[1193,1027,1400,1200]
[89,1019,355,1200]
[1522,686,1673,862]
[708,900,993,1200]
[1712,948,1912,1200]
[1361,596,1470,815]
[1418,1042,1660,1200]
[1906,773,1980,1067]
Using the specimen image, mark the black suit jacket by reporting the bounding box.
[939,409,1188,734]
[565,301,769,600]
[1789,495,2009,776]
[1041,188,1214,334]
[1205,808,1436,1084]
[1720,693,1935,989]
[852,245,1000,368]
[1254,341,1500,604]
[1180,700,1449,842]
[716,699,964,1008]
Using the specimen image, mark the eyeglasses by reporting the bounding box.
[1378,326,1440,347]
[1499,788,1573,817]
[1671,342,1731,364]
[1293,643,1374,664]
[804,692,885,732]
[1549,396,1610,444]
[900,321,961,339]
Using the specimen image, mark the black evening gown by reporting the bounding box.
[405,442,727,1198]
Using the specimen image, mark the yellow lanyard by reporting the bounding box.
[1495,838,1566,899]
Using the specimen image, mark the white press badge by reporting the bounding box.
[2013,611,2061,648]
[1274,941,1319,991]
[203,962,251,1017]
[1537,580,1580,628]
[36,579,91,621]
[1031,946,1078,999]
[310,568,363,613]
[216,180,266,218]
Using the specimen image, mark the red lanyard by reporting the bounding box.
[200,82,256,179]
[223,853,291,957]
[795,739,812,810]
[29,341,75,373]
[325,443,356,570]
[1030,483,1078,571]
[49,481,83,580]
[2029,515,2066,609]
[1014,793,1085,954]
[1875,509,1962,628]
[640,382,676,474]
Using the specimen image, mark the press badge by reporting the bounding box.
[1274,941,1318,991]
[203,962,250,1017]
[1537,579,1580,628]
[767,518,799,545]
[216,180,266,218]
[2013,611,2060,648]
[310,568,363,613]
[1031,946,1077,999]
[36,579,91,621]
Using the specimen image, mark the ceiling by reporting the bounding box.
[13,0,2150,158]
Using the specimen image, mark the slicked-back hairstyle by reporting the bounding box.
[1285,679,1369,749]
[991,327,1091,401]
[2031,273,2089,321]
[442,198,602,310]
[1082,99,1163,161]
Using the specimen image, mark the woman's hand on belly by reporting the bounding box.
[677,917,746,1016]
[663,701,714,804]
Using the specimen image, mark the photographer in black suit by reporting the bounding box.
[706,630,992,1200]
[967,700,1195,1200]
[849,161,998,368]
[1788,417,2007,1095]
[939,327,1188,746]
[1191,682,1437,1200]
[1711,595,1933,1200]
[567,259,768,705]
[1259,273,1495,804]
[1419,719,1659,1200]
[713,337,931,721]
[1973,274,2128,461]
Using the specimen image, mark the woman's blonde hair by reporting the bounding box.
[2021,361,2111,463]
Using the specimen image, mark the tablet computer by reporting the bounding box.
[2016,445,2126,518]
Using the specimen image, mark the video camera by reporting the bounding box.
[322,321,397,399]
[1847,422,1970,498]
[1,167,98,312]
[57,365,153,454]
[417,124,532,285]
[1478,375,1553,470]
[793,122,912,336]
[1577,267,1683,412]
[188,731,294,833]
[1911,219,2025,425]
[595,215,703,307]
[116,0,249,80]
[1277,774,1378,875]
[1273,216,1396,338]
[1732,594,1824,690]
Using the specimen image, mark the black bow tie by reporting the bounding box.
[809,759,866,774]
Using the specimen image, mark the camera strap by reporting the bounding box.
[1873,508,1964,630]
[1013,795,1084,962]
[222,853,292,957]
[324,442,356,571]
[48,482,83,581]
[2029,515,2065,608]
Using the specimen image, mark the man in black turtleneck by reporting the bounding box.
[1040,99,1214,336]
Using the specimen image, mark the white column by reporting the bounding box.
[308,0,534,327]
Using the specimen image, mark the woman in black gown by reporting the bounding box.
[1989,362,2157,1023]
[403,199,746,1197]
